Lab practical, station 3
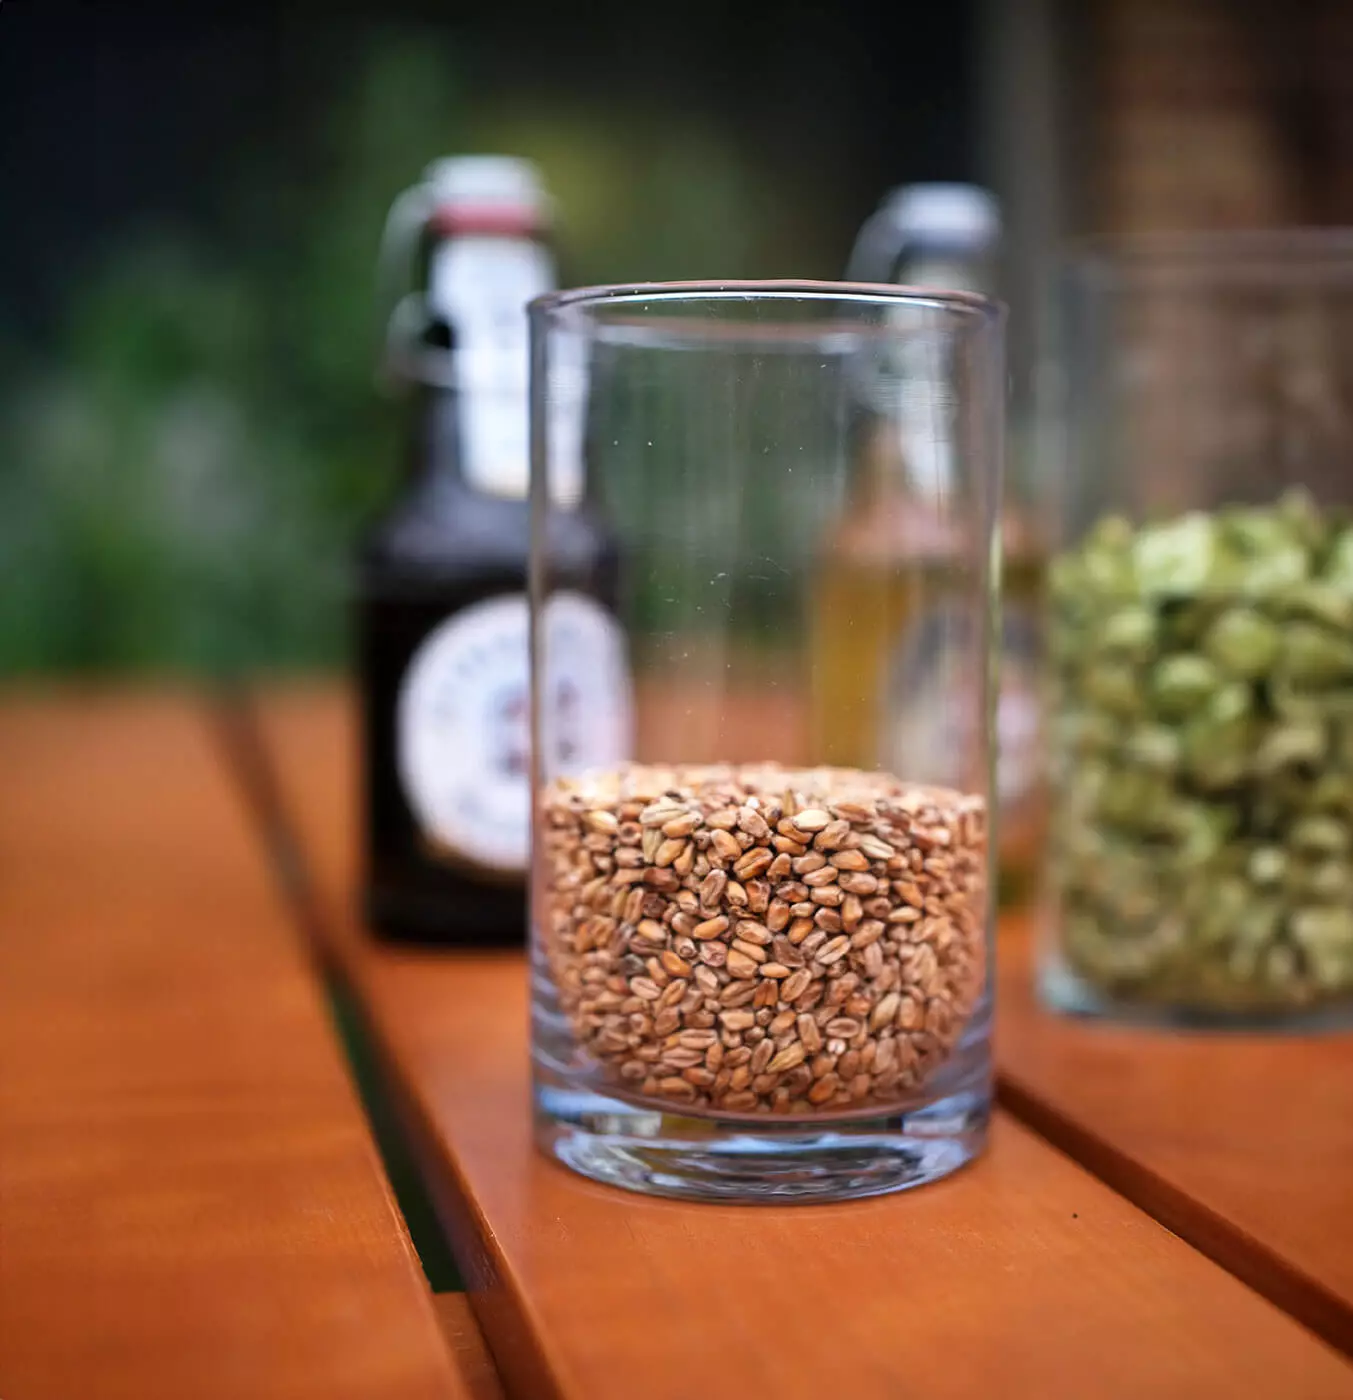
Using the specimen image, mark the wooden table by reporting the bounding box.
[999,923,1353,1352]
[7,685,1353,1398]
[245,684,1353,1398]
[0,694,492,1400]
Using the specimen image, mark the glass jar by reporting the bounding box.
[1041,233,1353,1027]
[529,281,1005,1202]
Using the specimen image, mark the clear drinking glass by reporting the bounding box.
[1041,233,1353,1027]
[530,281,1005,1201]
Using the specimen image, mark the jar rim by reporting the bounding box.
[1066,228,1353,283]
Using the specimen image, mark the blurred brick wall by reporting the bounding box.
[1094,0,1353,234]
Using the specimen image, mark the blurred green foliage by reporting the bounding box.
[0,31,820,677]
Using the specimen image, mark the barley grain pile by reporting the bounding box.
[540,762,987,1116]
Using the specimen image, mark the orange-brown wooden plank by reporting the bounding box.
[0,692,472,1400]
[997,919,1353,1355]
[245,682,1353,1400]
[431,1295,506,1400]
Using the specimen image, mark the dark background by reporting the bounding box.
[1,1,978,339]
[8,0,1351,677]
[0,0,985,675]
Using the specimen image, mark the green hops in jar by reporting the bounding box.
[1048,489,1353,1017]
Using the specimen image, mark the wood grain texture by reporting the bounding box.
[0,692,472,1400]
[431,1295,506,1400]
[244,682,1353,1400]
[997,918,1353,1356]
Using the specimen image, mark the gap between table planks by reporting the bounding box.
[232,682,1353,1400]
[432,1294,506,1400]
[998,919,1353,1357]
[0,692,477,1400]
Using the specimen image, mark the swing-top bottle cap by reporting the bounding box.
[880,183,1000,251]
[421,156,551,215]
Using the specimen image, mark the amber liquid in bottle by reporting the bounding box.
[808,427,1046,904]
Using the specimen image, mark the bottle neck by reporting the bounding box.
[893,245,995,299]
[405,380,468,498]
[874,246,994,505]
[853,415,909,503]
[414,223,554,502]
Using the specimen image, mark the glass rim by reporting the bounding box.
[529,278,1004,325]
[1065,228,1353,282]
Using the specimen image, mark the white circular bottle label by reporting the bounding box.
[396,591,631,873]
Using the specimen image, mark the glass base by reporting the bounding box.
[533,1074,990,1204]
[1039,953,1353,1033]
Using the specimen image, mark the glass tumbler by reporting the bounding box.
[529,281,1005,1201]
[1041,233,1353,1028]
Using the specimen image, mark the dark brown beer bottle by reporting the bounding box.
[358,157,629,944]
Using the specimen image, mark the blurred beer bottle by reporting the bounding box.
[812,183,1045,904]
[359,157,629,944]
